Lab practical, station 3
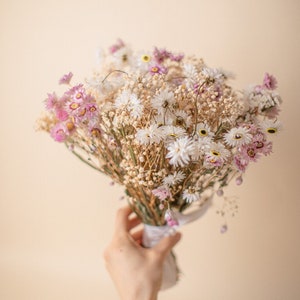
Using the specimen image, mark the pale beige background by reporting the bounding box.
[1,0,299,299]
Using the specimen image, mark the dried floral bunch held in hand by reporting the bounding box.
[37,39,282,289]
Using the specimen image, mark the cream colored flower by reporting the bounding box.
[224,127,252,147]
[166,136,196,167]
[260,119,282,135]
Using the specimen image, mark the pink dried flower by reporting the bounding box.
[55,108,69,121]
[65,84,86,102]
[149,64,167,75]
[235,175,243,185]
[252,133,272,156]
[65,100,82,116]
[152,186,172,201]
[220,224,228,233]
[153,47,169,63]
[233,155,249,173]
[50,123,68,142]
[45,92,58,110]
[165,209,179,227]
[240,144,261,162]
[169,52,184,62]
[204,156,224,168]
[153,47,184,63]
[258,140,273,156]
[263,73,277,90]
[109,39,125,54]
[216,189,224,197]
[85,103,98,119]
[59,72,73,85]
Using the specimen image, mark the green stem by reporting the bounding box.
[67,144,103,174]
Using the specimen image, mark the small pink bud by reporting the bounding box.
[220,224,228,233]
[68,144,74,151]
[165,209,179,227]
[236,176,243,186]
[216,189,224,197]
[167,219,179,227]
[159,203,165,210]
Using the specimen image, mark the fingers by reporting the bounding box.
[152,232,181,259]
[114,205,142,234]
[131,228,143,242]
[127,216,142,231]
[114,206,133,233]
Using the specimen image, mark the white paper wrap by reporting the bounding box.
[142,199,212,290]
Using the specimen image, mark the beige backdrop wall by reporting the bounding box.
[1,0,299,299]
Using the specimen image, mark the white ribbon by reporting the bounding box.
[142,198,212,290]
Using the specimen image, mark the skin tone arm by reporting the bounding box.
[103,206,182,300]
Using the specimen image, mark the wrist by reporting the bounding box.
[120,284,159,300]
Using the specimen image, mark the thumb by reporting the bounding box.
[153,232,181,259]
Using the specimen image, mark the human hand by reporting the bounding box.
[103,206,182,300]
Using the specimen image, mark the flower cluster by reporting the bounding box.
[38,40,282,227]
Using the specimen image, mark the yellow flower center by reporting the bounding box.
[70,102,79,110]
[66,121,75,131]
[234,134,243,140]
[211,150,220,157]
[247,148,256,157]
[151,67,159,73]
[89,106,97,112]
[76,92,83,99]
[199,129,208,136]
[255,141,264,149]
[267,127,277,134]
[141,54,151,62]
[91,128,101,137]
[175,117,184,127]
[79,108,86,117]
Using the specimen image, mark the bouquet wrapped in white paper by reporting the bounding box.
[37,39,282,289]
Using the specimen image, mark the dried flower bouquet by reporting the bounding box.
[37,39,282,289]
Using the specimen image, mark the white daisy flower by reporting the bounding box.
[135,124,164,145]
[172,110,192,128]
[161,125,187,141]
[192,136,213,160]
[195,123,214,139]
[182,187,201,203]
[183,63,198,89]
[201,67,224,83]
[111,46,133,68]
[115,90,143,118]
[260,119,282,135]
[183,63,198,79]
[152,113,173,127]
[151,90,176,114]
[218,68,235,80]
[86,76,124,96]
[134,50,152,72]
[166,136,196,167]
[206,142,231,162]
[258,90,281,112]
[197,136,213,152]
[224,127,253,147]
[163,170,186,186]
